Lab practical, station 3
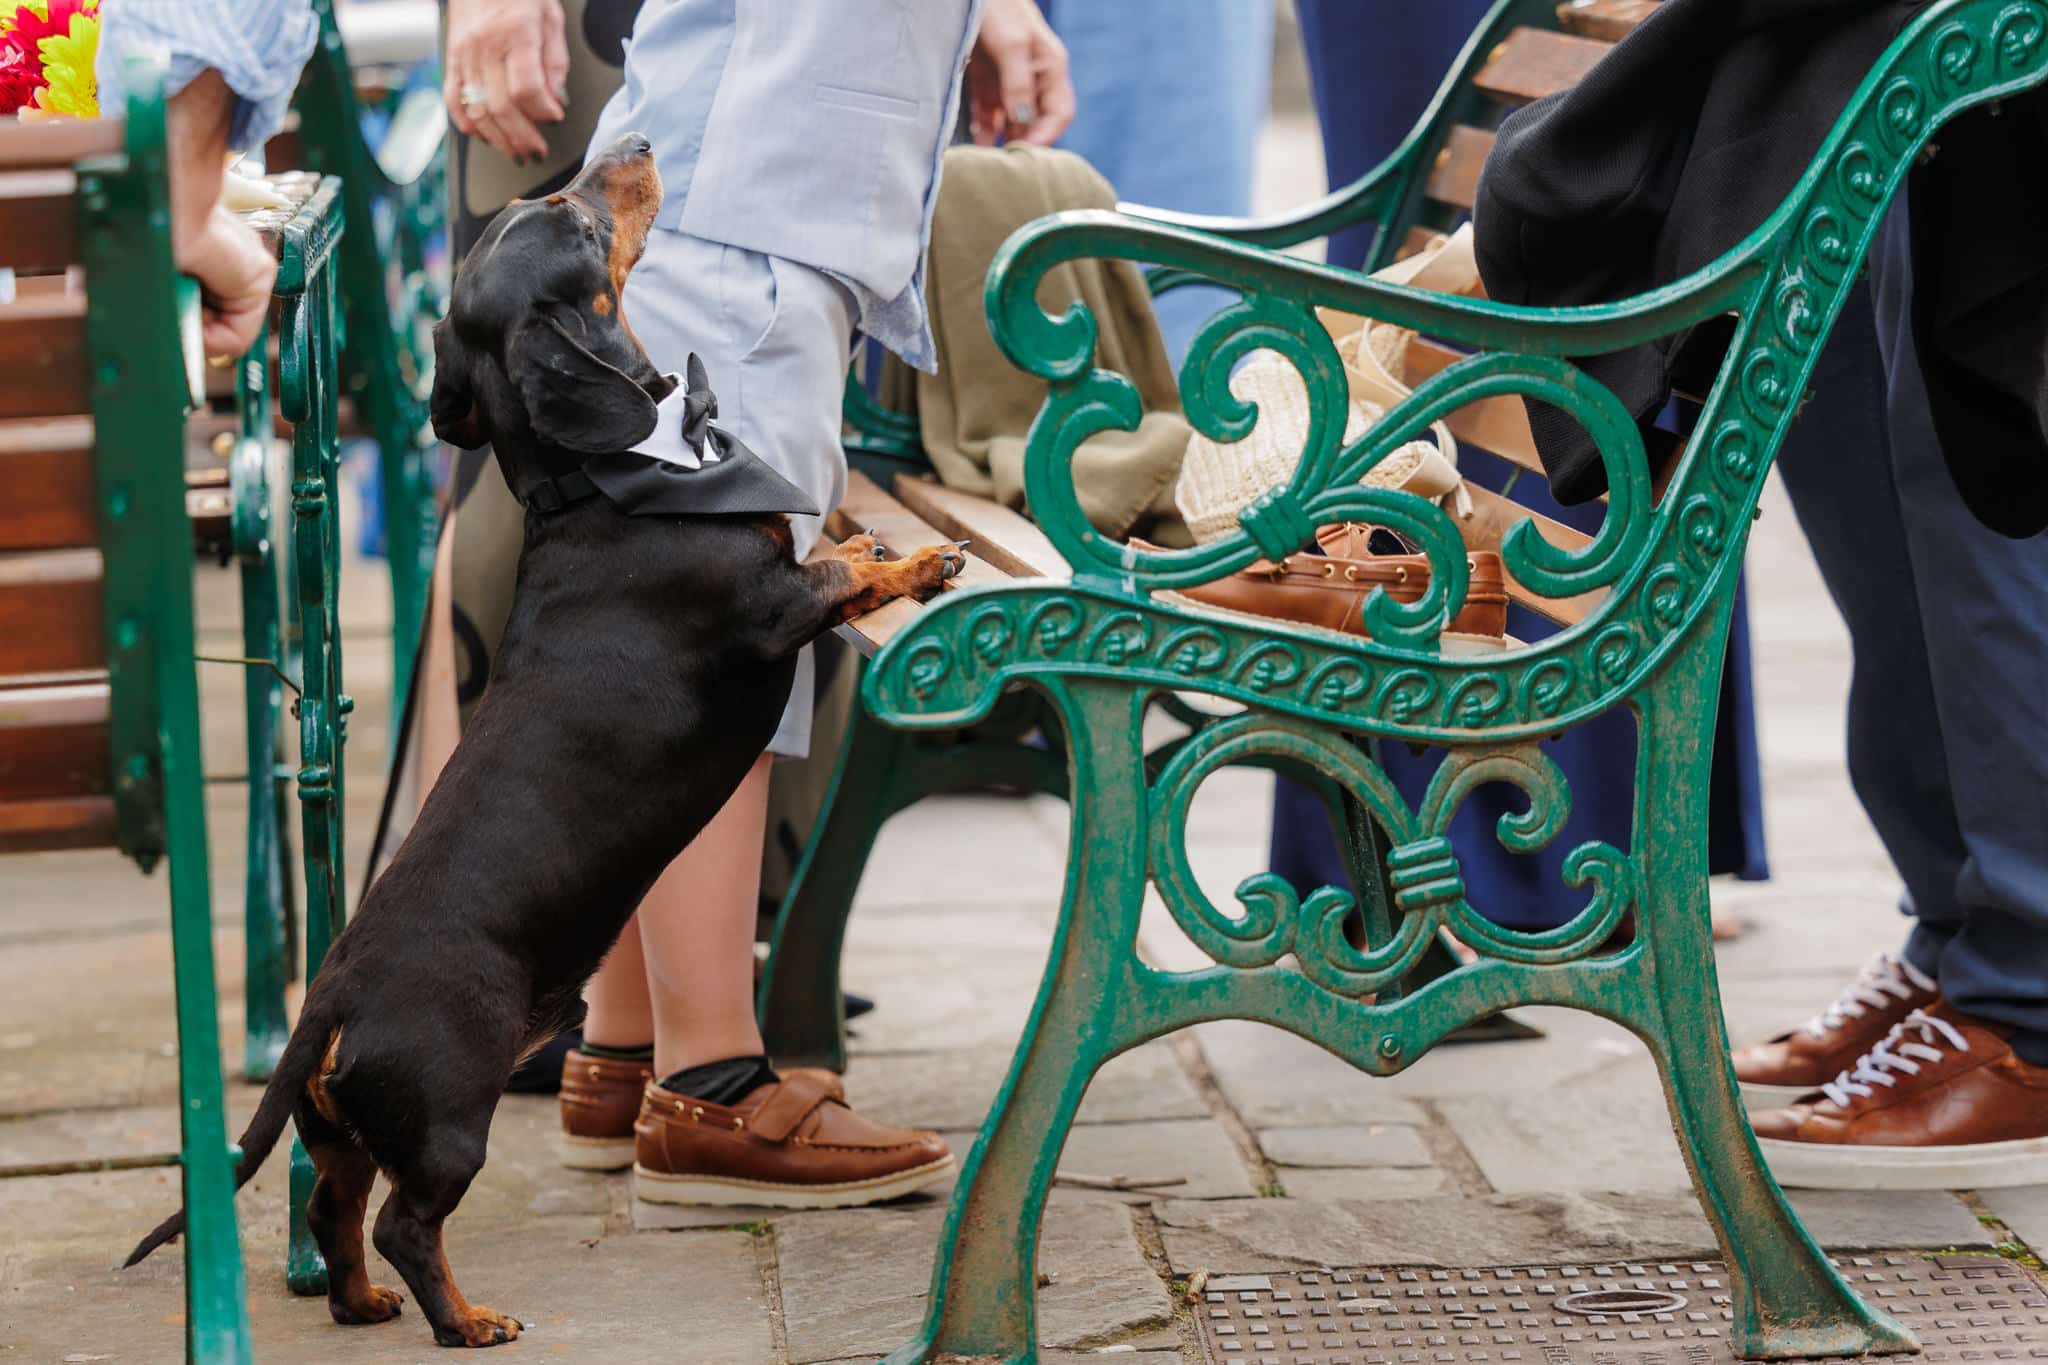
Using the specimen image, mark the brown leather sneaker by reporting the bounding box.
[1753,1002,2048,1189]
[633,1068,954,1208]
[557,1048,655,1171]
[1732,952,1936,1108]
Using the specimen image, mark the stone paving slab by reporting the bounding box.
[1983,1186,2048,1252]
[1154,1194,1724,1274]
[772,1200,1172,1362]
[1275,1165,1453,1201]
[1153,1190,1992,1279]
[845,1038,1208,1132]
[1437,1059,1689,1196]
[1261,1124,1433,1170]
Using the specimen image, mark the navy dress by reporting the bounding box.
[1272,0,1769,931]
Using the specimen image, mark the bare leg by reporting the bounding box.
[582,912,655,1049]
[416,515,462,797]
[635,755,774,1077]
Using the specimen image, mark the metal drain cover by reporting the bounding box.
[1194,1254,2048,1365]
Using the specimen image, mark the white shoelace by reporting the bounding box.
[1801,951,1935,1040]
[1819,1009,1969,1109]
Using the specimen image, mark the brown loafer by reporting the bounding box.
[557,1048,655,1171]
[1152,524,1509,646]
[1732,952,1936,1109]
[633,1068,954,1208]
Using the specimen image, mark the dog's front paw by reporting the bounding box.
[434,1306,523,1348]
[899,541,967,601]
[834,530,888,563]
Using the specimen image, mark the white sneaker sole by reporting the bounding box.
[557,1133,636,1172]
[1740,1081,1821,1111]
[632,1154,957,1209]
[1758,1133,2048,1190]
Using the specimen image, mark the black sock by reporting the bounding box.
[657,1054,780,1106]
[581,1041,654,1062]
[2009,1030,2048,1068]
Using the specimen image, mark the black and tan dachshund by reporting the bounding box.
[126,133,962,1348]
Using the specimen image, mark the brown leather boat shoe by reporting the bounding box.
[557,1048,655,1171]
[1732,951,1936,1108]
[1156,523,1510,649]
[1753,1001,2048,1189]
[633,1068,954,1208]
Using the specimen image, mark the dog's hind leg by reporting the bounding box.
[371,1145,521,1348]
[300,1116,404,1326]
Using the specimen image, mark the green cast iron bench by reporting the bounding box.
[0,70,352,1359]
[227,0,447,716]
[762,0,1673,1077]
[288,0,446,714]
[772,0,2048,1360]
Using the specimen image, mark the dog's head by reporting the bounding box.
[430,132,674,475]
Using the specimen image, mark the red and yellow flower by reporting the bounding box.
[0,0,100,120]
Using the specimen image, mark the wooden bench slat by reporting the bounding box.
[1458,483,1605,627]
[1556,0,1660,42]
[0,549,104,675]
[0,795,117,853]
[1473,27,1613,105]
[1403,338,1543,478]
[1423,125,1494,212]
[826,470,1011,655]
[0,417,95,551]
[890,477,1070,581]
[0,680,110,816]
[0,118,121,171]
[0,169,78,275]
[0,292,89,420]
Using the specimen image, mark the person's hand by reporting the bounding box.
[177,206,277,358]
[443,0,569,162]
[165,69,274,359]
[967,0,1073,148]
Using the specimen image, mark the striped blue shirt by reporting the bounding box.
[94,0,318,151]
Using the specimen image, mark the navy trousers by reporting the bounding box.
[1775,206,2048,1058]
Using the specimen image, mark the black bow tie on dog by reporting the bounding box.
[520,354,819,518]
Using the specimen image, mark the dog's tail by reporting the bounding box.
[123,1008,333,1268]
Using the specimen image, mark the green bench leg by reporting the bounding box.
[165,716,256,1364]
[758,687,1068,1072]
[237,551,291,1081]
[885,681,1143,1365]
[1631,636,1916,1360]
[234,338,292,1082]
[274,205,351,1297]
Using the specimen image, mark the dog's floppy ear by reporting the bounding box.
[429,321,488,449]
[507,313,661,453]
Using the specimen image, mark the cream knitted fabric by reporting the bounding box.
[1173,350,1464,544]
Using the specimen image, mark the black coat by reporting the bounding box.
[1474,0,2048,537]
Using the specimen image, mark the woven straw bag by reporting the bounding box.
[1175,225,1481,545]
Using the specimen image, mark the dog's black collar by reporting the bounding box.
[522,469,602,514]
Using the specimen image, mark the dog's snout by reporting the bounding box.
[601,132,652,162]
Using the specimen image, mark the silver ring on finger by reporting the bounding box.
[460,82,489,110]
[1009,99,1037,125]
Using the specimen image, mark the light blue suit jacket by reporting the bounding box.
[592,0,983,370]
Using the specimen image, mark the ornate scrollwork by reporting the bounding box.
[874,0,2047,743]
[1145,716,1643,997]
